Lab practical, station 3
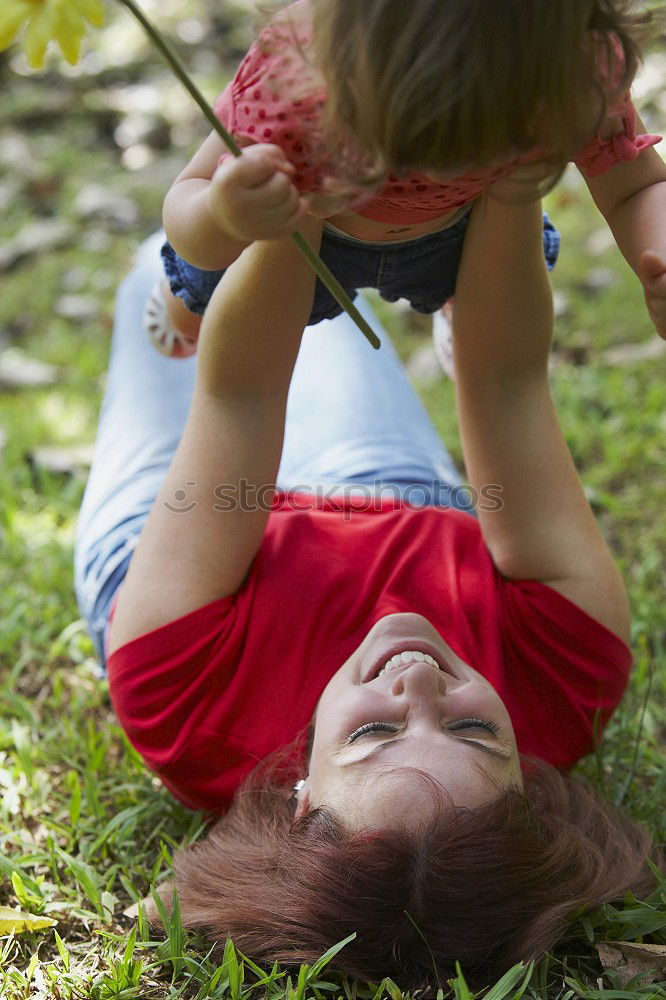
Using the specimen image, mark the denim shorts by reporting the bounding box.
[161,210,560,324]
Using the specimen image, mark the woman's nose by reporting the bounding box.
[390,660,448,697]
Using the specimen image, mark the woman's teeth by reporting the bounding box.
[376,650,441,677]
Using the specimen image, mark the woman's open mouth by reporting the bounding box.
[363,642,456,683]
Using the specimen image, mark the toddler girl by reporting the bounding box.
[147,0,665,357]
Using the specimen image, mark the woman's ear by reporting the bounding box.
[294,777,311,820]
[123,880,174,926]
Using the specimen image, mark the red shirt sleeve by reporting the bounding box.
[493,574,632,769]
[108,597,241,759]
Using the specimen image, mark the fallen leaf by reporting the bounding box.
[55,294,99,323]
[0,220,76,271]
[581,266,617,294]
[28,444,95,476]
[601,336,666,366]
[586,227,616,256]
[596,940,666,987]
[0,348,60,389]
[73,184,138,231]
[0,906,57,934]
[406,343,443,387]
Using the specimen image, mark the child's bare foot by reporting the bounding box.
[143,281,202,358]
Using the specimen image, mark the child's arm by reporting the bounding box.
[162,131,306,271]
[583,125,666,338]
[452,190,630,642]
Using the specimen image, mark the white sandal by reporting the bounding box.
[432,308,456,381]
[143,283,198,358]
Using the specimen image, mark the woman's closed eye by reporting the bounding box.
[348,722,398,743]
[347,718,500,744]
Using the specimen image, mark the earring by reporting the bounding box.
[293,778,306,793]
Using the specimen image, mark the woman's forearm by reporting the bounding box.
[108,217,325,650]
[453,194,554,381]
[163,178,250,270]
[451,194,629,639]
[196,216,324,400]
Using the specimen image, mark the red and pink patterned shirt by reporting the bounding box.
[213,1,661,226]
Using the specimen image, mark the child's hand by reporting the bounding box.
[639,251,666,340]
[207,144,305,241]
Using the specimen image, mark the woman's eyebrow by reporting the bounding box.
[341,735,513,766]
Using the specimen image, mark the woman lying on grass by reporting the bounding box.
[74,188,660,991]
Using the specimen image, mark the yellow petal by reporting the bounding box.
[73,0,105,29]
[0,0,102,67]
[53,12,84,65]
[23,16,52,68]
[0,4,31,51]
[56,30,82,65]
[0,906,57,934]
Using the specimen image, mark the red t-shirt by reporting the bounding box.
[107,495,631,814]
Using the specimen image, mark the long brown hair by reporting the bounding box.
[308,0,657,184]
[160,755,660,992]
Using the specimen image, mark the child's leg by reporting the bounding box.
[163,283,203,341]
[146,242,225,358]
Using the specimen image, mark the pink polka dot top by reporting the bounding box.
[213,2,661,226]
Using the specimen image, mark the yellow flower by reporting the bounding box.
[0,0,104,69]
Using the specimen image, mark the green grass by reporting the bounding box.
[1,4,665,997]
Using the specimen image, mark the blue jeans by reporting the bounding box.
[74,233,471,669]
[162,212,560,322]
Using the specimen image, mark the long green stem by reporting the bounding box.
[116,0,381,350]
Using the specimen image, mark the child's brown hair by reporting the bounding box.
[308,0,657,183]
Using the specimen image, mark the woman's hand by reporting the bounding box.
[208,143,306,241]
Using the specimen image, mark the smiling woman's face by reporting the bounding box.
[295,613,523,829]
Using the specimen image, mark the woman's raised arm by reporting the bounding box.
[108,218,324,655]
[452,192,630,641]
